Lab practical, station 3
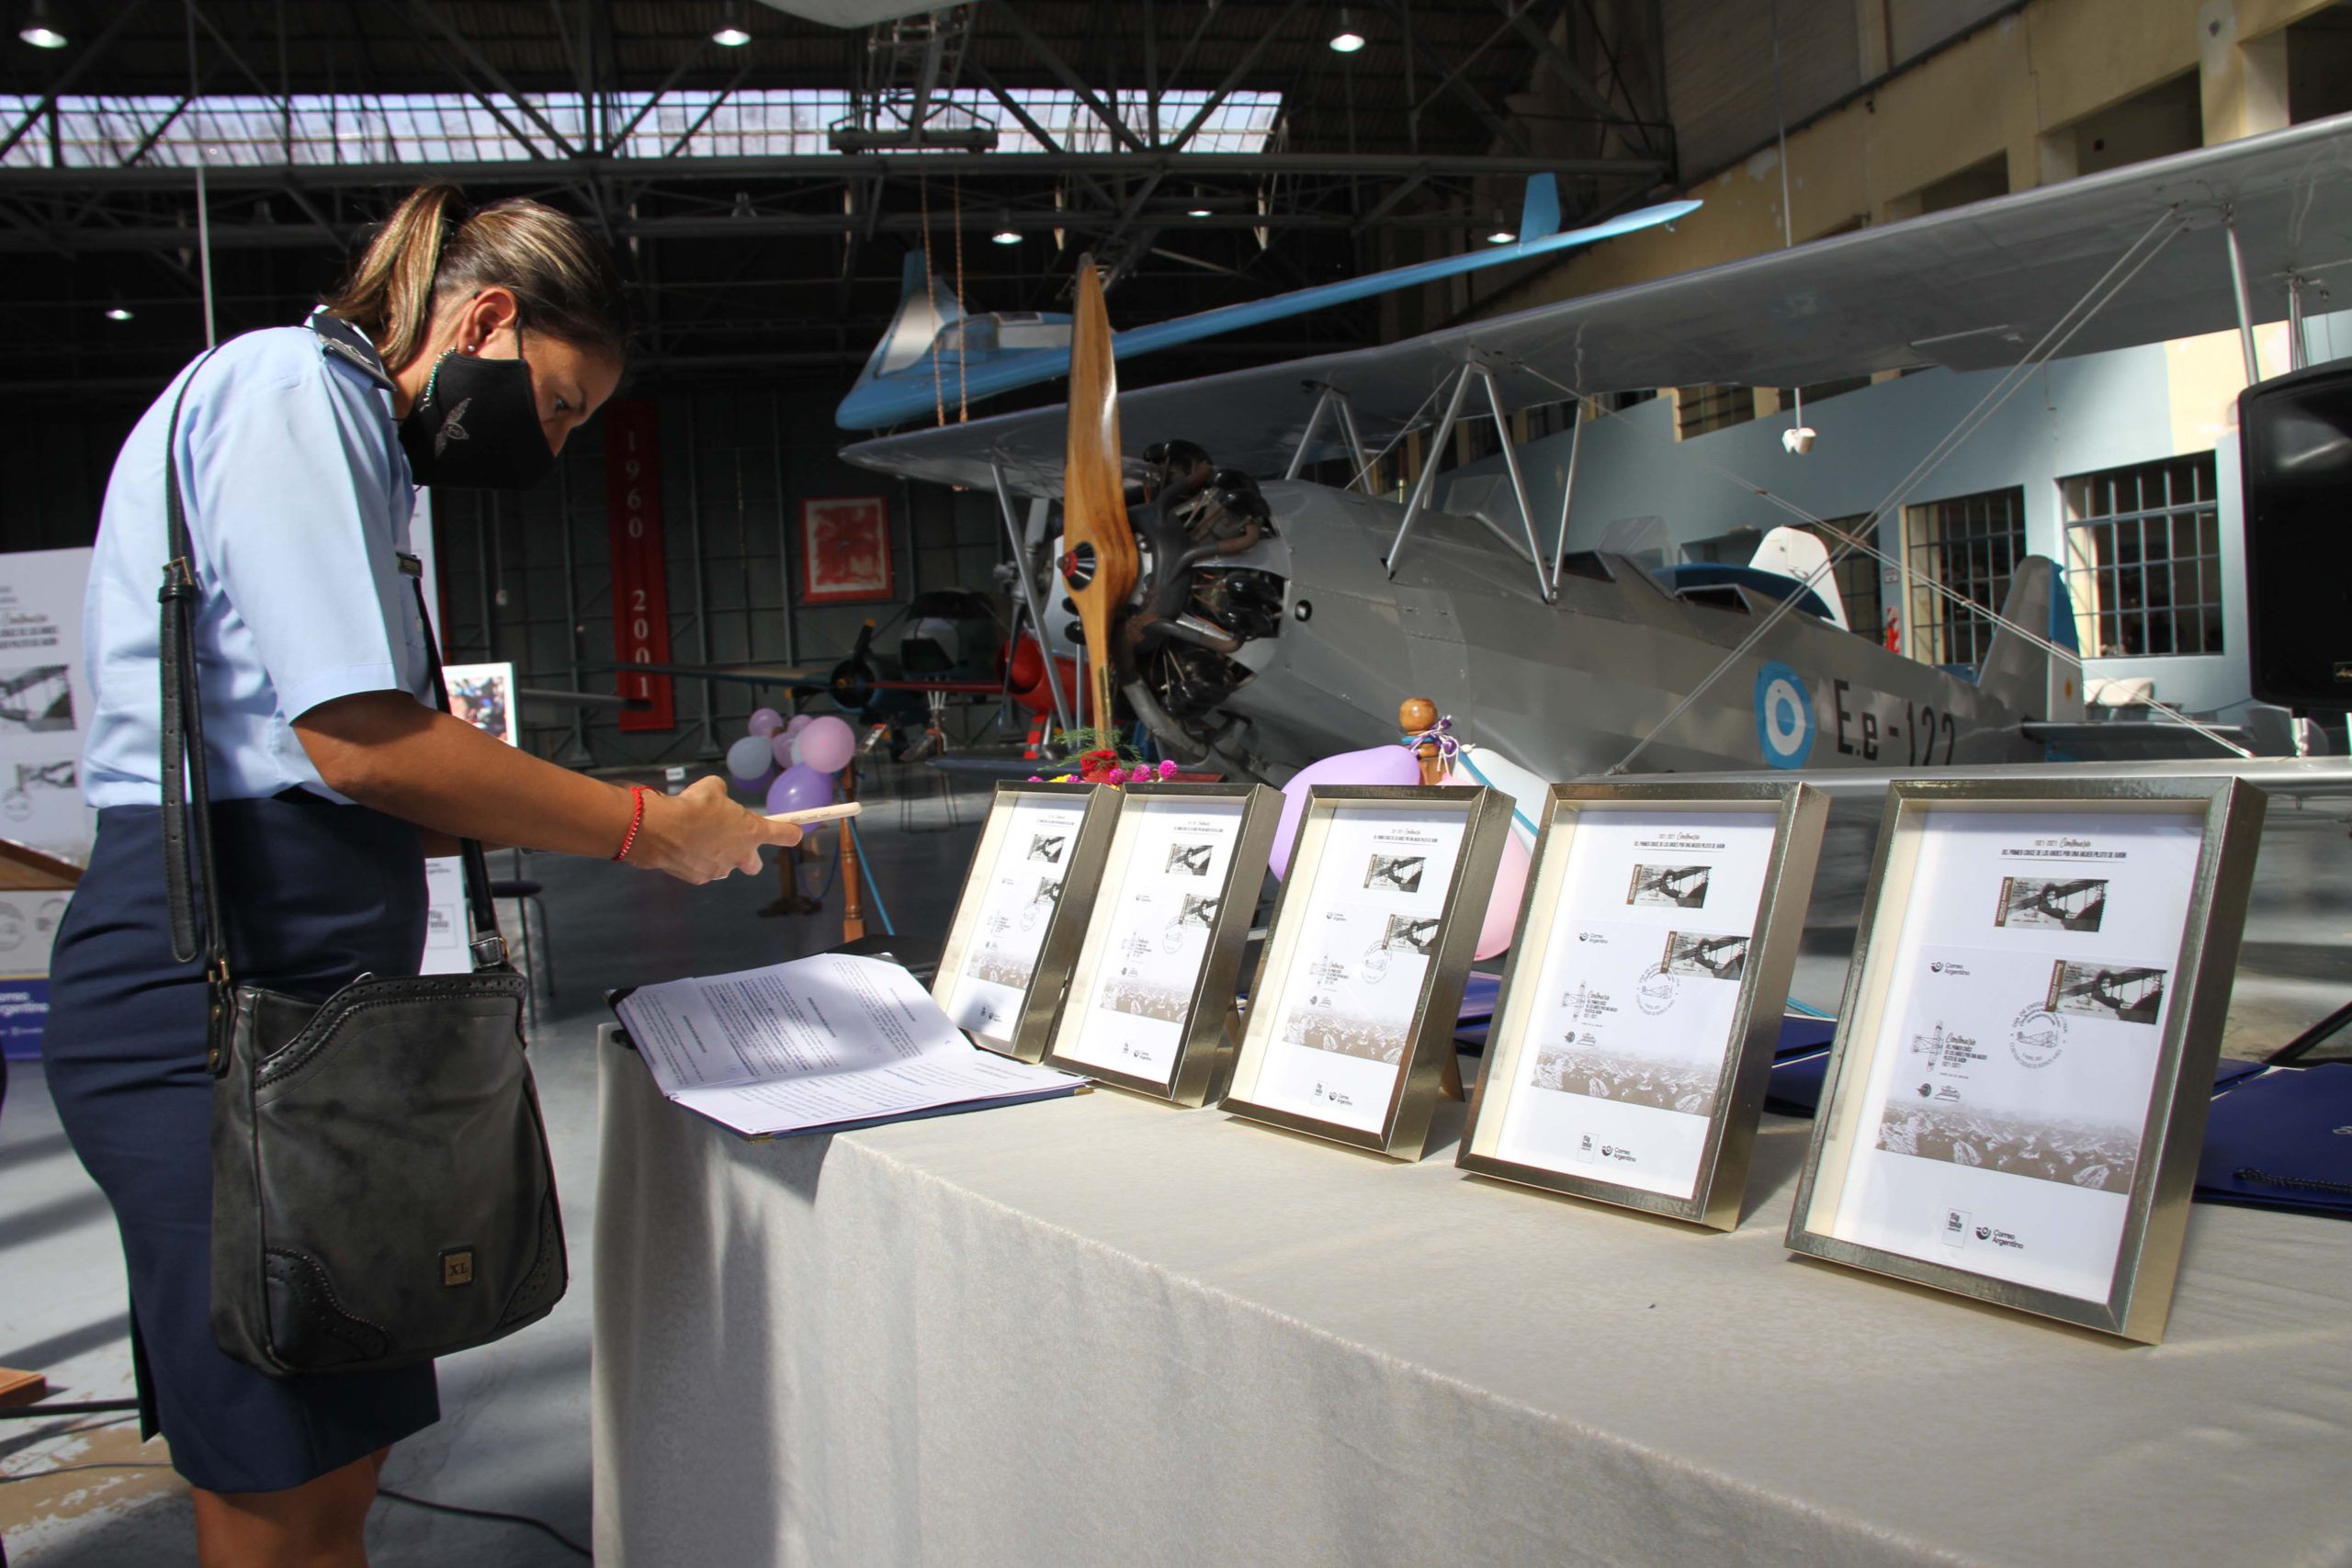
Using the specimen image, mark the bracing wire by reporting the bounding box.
[953,173,969,423]
[921,172,946,429]
[1494,204,2250,772]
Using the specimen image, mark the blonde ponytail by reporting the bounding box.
[324,184,628,373]
[323,183,462,372]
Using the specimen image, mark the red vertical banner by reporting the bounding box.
[605,399,675,731]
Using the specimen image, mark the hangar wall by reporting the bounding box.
[1475,0,2343,316]
[1437,313,2330,717]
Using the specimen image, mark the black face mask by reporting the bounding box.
[399,325,557,491]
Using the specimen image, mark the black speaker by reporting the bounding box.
[2240,363,2352,711]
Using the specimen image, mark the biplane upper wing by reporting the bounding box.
[841,112,2352,495]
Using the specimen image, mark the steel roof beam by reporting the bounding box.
[0,150,1662,192]
[986,1,1148,152]
[0,0,153,160]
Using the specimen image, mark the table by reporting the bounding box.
[591,1031,2352,1567]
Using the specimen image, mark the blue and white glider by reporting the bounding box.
[833,176,1700,431]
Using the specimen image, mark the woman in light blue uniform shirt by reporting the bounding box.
[51,185,800,1566]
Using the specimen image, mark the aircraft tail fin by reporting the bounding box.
[1747,525,1848,630]
[1518,174,1562,242]
[853,254,965,386]
[1975,556,2086,721]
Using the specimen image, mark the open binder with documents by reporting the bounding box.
[610,953,1084,1139]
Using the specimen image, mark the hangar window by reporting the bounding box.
[1902,488,2024,670]
[1675,385,1754,439]
[0,88,1283,167]
[2061,457,2222,659]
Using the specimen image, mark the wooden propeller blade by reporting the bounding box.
[1062,254,1138,736]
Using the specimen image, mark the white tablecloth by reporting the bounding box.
[591,1029,2352,1567]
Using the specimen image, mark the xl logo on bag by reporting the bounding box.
[441,1248,476,1288]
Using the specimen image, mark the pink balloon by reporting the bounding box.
[1269,744,1423,878]
[764,763,833,816]
[784,713,814,738]
[797,715,857,774]
[1472,829,1532,962]
[770,732,798,769]
[747,707,784,739]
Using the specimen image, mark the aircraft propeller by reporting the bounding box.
[1059,254,1139,735]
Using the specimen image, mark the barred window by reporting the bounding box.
[1676,385,1754,440]
[1903,488,2026,669]
[2061,457,2222,658]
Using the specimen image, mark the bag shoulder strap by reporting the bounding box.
[157,353,503,982]
[159,352,228,974]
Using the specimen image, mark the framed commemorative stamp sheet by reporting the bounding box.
[1785,777,2266,1342]
[1043,783,1282,1106]
[934,781,1118,1061]
[1219,785,1510,1159]
[1458,782,1828,1227]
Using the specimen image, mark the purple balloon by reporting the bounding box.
[1269,744,1423,878]
[764,763,834,816]
[747,707,784,739]
[797,715,857,774]
[783,713,815,738]
[771,732,798,769]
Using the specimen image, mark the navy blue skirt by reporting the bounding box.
[45,792,441,1495]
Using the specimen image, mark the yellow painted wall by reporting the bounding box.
[1465,0,2331,325]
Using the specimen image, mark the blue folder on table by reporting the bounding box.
[2194,1063,2352,1218]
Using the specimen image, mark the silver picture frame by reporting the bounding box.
[1458,782,1829,1228]
[932,780,1119,1062]
[1784,777,2267,1343]
[1042,783,1282,1106]
[1220,785,1511,1160]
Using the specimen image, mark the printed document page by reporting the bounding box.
[616,952,1081,1136]
[1250,805,1468,1134]
[1827,810,2201,1300]
[1055,795,1248,1085]
[1491,809,1778,1199]
[943,795,1093,1043]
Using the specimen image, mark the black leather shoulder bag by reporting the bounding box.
[156,355,567,1377]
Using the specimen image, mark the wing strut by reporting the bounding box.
[1282,382,1375,491]
[1546,395,1589,595]
[1384,363,1554,604]
[989,462,1075,736]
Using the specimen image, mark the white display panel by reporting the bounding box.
[1244,803,1469,1134]
[1820,809,2202,1303]
[1488,810,1779,1201]
[1051,795,1248,1087]
[942,794,1093,1046]
[0,547,96,861]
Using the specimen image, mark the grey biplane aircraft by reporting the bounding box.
[836,113,2352,787]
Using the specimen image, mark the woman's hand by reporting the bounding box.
[625,775,804,884]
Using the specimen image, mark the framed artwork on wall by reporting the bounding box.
[800,495,894,604]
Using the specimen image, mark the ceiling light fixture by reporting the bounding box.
[1486,210,1516,244]
[991,215,1021,244]
[713,1,750,46]
[19,0,66,48]
[1328,7,1364,52]
[105,305,133,321]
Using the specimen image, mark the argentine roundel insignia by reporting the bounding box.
[1754,661,1815,769]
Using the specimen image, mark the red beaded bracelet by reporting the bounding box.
[615,784,650,862]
